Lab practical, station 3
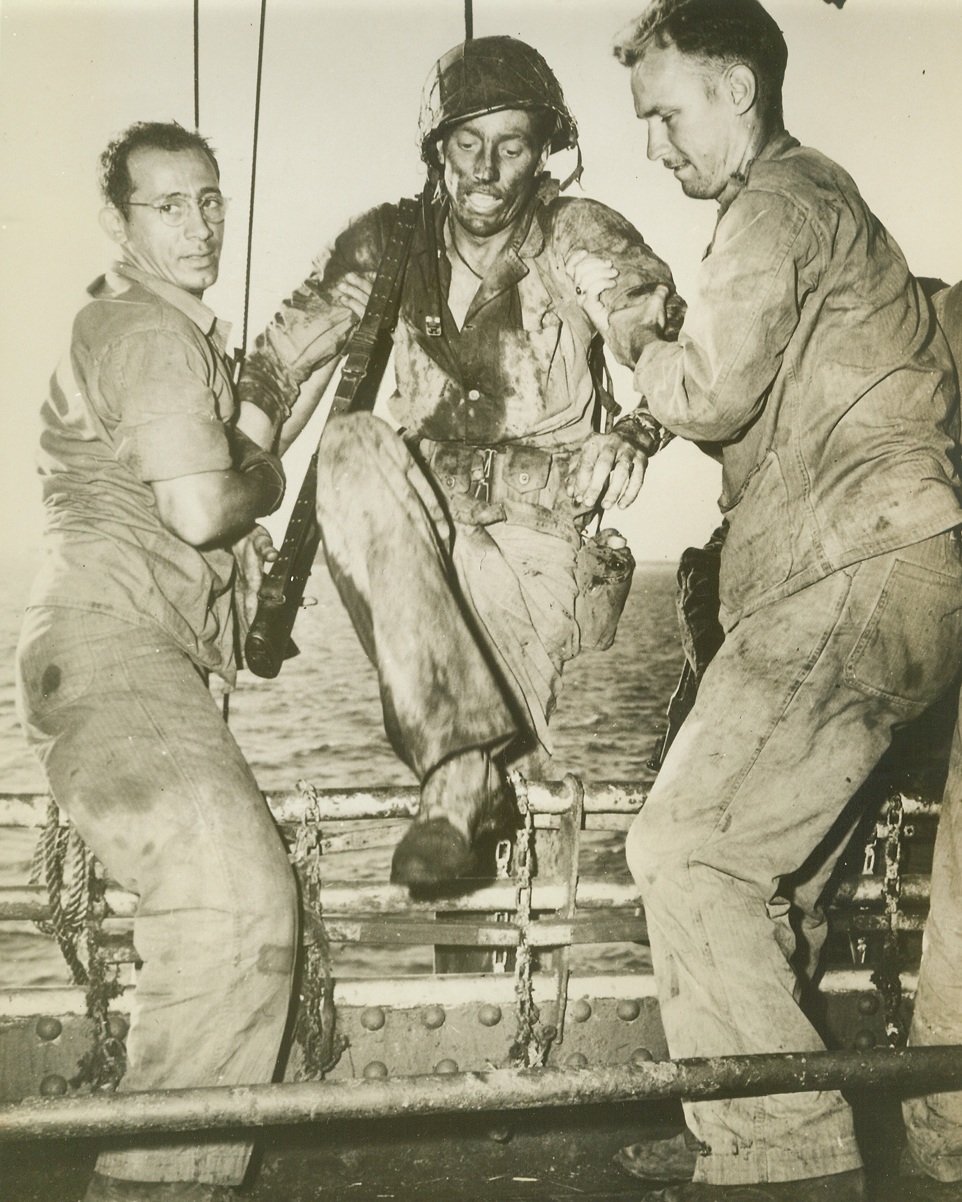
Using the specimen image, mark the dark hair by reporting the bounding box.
[614,0,788,125]
[99,121,219,215]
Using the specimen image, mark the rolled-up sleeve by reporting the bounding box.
[106,329,232,482]
[636,189,815,443]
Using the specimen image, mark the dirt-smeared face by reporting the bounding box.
[439,108,549,239]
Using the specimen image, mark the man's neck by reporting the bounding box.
[717,120,785,212]
[448,215,522,278]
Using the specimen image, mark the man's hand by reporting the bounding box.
[565,250,670,366]
[334,271,375,321]
[565,250,618,334]
[566,431,648,511]
[233,524,279,630]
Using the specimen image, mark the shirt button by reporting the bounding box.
[467,389,481,401]
[518,472,530,485]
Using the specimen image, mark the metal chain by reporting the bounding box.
[871,793,907,1048]
[291,780,348,1078]
[507,771,555,1068]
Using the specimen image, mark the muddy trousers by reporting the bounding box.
[315,414,580,778]
[16,607,298,1187]
[626,531,962,1186]
[905,697,962,1183]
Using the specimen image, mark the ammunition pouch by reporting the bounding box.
[418,439,579,544]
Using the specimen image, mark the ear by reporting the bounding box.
[435,137,446,168]
[536,142,551,174]
[728,64,758,116]
[99,206,128,246]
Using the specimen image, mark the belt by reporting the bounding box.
[416,438,581,544]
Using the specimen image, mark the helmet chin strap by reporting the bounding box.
[558,143,584,192]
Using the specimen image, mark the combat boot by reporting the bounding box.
[391,749,512,888]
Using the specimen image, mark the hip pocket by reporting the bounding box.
[16,609,99,726]
[844,557,962,710]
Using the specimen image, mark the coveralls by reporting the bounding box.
[239,178,683,776]
[625,133,962,1185]
[904,279,962,1183]
[16,265,298,1189]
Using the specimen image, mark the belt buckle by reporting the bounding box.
[470,448,496,501]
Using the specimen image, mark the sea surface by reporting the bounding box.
[0,551,683,988]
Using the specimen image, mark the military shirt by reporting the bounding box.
[238,178,683,452]
[27,264,238,678]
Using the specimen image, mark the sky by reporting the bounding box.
[1,0,961,563]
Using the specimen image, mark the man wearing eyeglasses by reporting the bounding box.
[15,121,296,1202]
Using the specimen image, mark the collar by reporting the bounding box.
[718,129,800,215]
[108,261,232,353]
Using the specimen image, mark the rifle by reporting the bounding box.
[243,197,420,678]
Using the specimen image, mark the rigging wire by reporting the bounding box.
[241,0,270,359]
[193,0,200,129]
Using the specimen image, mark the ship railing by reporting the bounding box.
[0,782,946,1134]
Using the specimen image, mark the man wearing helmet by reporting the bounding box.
[238,36,682,889]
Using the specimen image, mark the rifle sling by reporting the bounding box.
[328,195,420,417]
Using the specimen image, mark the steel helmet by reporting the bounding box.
[418,35,579,170]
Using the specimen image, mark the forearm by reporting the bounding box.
[235,355,339,454]
[152,432,285,548]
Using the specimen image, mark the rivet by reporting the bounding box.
[107,1014,129,1041]
[478,1004,502,1027]
[360,1007,386,1031]
[566,1053,588,1069]
[856,994,880,1016]
[853,1029,876,1051]
[40,1074,68,1097]
[631,1047,655,1065]
[435,1059,459,1074]
[617,999,641,1022]
[35,1016,62,1042]
[363,1061,389,1079]
[570,1000,592,1023]
[422,1005,445,1029]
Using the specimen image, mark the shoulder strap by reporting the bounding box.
[328,196,420,419]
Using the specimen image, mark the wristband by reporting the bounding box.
[612,406,668,457]
[230,427,286,516]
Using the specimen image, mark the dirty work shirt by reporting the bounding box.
[626,132,962,1186]
[16,263,298,1187]
[240,180,682,766]
[634,132,961,631]
[27,263,237,679]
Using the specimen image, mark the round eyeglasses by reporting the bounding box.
[127,194,229,227]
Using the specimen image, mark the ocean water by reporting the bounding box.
[0,551,684,988]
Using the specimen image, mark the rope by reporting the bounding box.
[240,0,269,358]
[29,799,89,985]
[291,780,348,1078]
[507,771,555,1068]
[30,800,124,1089]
